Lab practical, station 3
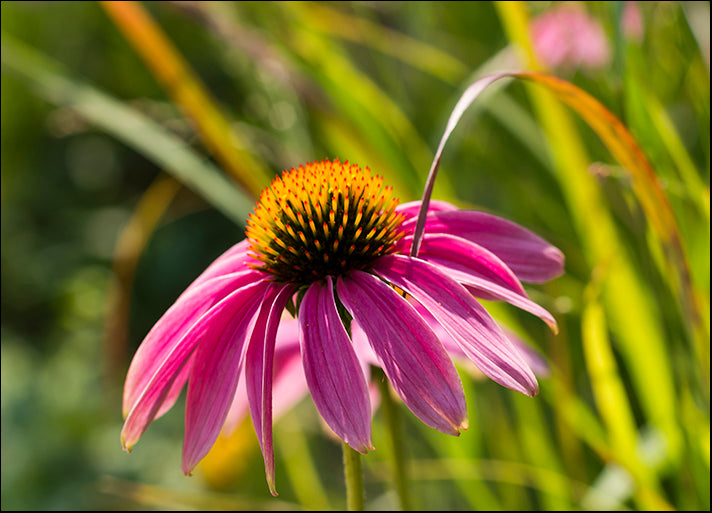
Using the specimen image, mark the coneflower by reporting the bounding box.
[121,158,563,495]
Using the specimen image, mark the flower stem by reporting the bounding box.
[336,306,364,510]
[376,369,412,510]
[342,441,364,511]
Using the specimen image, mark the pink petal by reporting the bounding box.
[123,269,265,418]
[374,255,539,396]
[401,210,564,283]
[222,315,306,435]
[181,282,269,474]
[336,271,467,435]
[122,278,269,452]
[299,277,373,453]
[398,233,558,331]
[245,283,295,496]
[530,4,611,71]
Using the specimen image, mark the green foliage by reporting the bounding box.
[1,1,708,510]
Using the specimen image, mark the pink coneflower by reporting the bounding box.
[121,159,564,494]
[530,2,611,72]
[622,1,644,43]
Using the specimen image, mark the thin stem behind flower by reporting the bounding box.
[376,368,413,511]
[342,442,365,511]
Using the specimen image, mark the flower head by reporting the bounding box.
[246,160,405,285]
[530,3,611,72]
[121,159,563,495]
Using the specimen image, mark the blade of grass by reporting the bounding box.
[99,1,273,197]
[0,33,254,225]
[582,272,670,510]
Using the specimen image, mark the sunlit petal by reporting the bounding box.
[375,255,539,396]
[337,271,468,434]
[299,277,373,453]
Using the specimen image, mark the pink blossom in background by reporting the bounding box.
[622,1,644,43]
[530,2,611,72]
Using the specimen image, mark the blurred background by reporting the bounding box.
[1,1,709,510]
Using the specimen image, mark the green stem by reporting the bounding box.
[376,369,412,510]
[335,305,364,510]
[342,441,364,511]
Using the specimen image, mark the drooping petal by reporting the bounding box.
[337,271,467,435]
[397,233,558,331]
[244,283,295,496]
[122,269,265,418]
[181,281,268,474]
[374,254,539,396]
[299,277,373,453]
[222,315,306,436]
[401,210,564,283]
[122,278,269,452]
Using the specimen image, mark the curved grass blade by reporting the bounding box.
[409,72,512,256]
[493,1,707,390]
[0,33,254,225]
[516,72,707,346]
[410,68,700,347]
[495,4,708,504]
